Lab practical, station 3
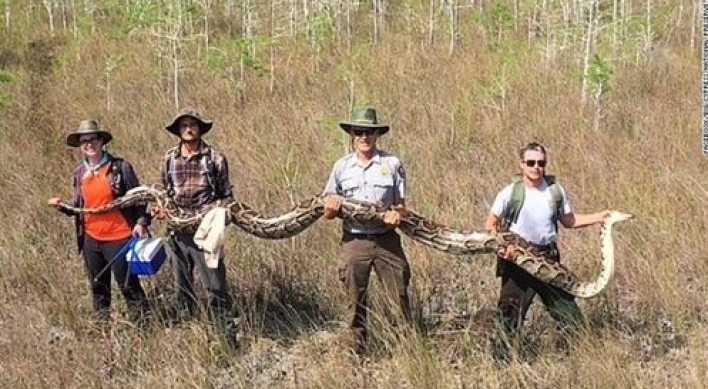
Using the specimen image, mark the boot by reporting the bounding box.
[91,308,112,335]
[215,316,240,350]
[127,300,152,330]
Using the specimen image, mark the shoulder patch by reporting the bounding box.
[397,164,406,180]
[380,164,390,176]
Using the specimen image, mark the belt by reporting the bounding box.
[533,242,557,251]
[169,226,197,236]
[531,242,559,257]
[343,230,393,240]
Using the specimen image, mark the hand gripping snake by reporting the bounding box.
[55,185,633,298]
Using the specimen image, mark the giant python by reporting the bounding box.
[55,185,633,298]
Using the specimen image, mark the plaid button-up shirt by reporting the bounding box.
[160,142,235,210]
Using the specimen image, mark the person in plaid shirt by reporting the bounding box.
[152,107,239,350]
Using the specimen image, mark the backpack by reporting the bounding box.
[163,146,220,198]
[499,174,563,232]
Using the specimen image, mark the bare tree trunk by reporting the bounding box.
[675,1,683,43]
[347,77,355,153]
[448,106,456,147]
[238,55,245,102]
[150,1,187,110]
[105,57,117,112]
[580,0,597,107]
[378,0,385,42]
[5,0,11,32]
[690,0,697,50]
[238,0,254,103]
[84,0,96,34]
[24,3,31,32]
[372,0,379,45]
[345,0,351,51]
[172,37,180,110]
[60,0,67,31]
[225,0,234,37]
[626,0,632,46]
[543,0,552,67]
[592,99,603,132]
[202,0,213,56]
[643,0,652,55]
[447,0,457,56]
[303,0,310,43]
[559,0,570,48]
[269,0,276,93]
[560,0,569,28]
[290,0,297,38]
[70,0,78,39]
[592,85,604,132]
[428,0,435,46]
[43,0,55,34]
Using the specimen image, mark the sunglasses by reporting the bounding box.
[180,122,200,129]
[351,129,378,137]
[524,159,547,168]
[79,136,99,145]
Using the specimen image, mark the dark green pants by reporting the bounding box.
[496,246,585,337]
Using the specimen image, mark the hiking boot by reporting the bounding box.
[128,301,153,330]
[492,337,514,364]
[164,301,200,326]
[215,317,241,351]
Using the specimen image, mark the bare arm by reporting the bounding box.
[52,169,81,217]
[484,213,501,232]
[558,211,609,229]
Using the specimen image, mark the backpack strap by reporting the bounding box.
[500,174,563,231]
[73,164,85,192]
[545,175,563,232]
[73,156,123,197]
[201,147,219,198]
[109,157,125,197]
[500,174,525,231]
[164,146,179,198]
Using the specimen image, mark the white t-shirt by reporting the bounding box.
[490,180,572,245]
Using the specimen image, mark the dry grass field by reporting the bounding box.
[0,1,706,388]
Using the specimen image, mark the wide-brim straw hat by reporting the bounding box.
[66,119,113,147]
[165,107,213,136]
[339,107,390,135]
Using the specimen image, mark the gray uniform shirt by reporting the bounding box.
[323,150,406,234]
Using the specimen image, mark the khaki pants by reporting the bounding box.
[338,230,411,355]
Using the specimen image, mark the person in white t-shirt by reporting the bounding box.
[484,142,609,355]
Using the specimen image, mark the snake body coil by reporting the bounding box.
[57,185,633,298]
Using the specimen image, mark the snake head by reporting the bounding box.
[607,211,634,223]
